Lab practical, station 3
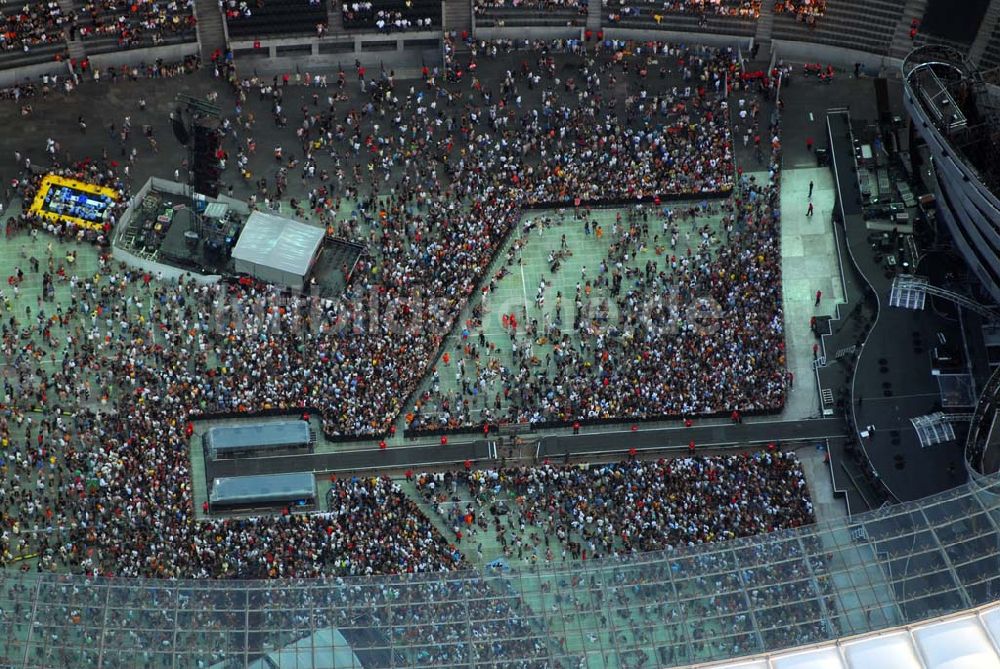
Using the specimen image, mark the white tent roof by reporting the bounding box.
[692,603,1000,669]
[232,210,324,277]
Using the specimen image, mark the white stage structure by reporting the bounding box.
[232,211,325,291]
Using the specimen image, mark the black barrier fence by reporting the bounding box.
[519,187,732,211]
[402,403,784,440]
[186,397,783,445]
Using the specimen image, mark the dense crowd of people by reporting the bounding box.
[0,11,863,667]
[0,27,813,667]
[0,1,70,55]
[410,453,833,660]
[607,0,762,24]
[323,475,460,575]
[0,32,788,578]
[407,172,786,431]
[417,452,813,558]
[71,0,198,47]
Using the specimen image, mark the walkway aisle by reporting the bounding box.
[780,166,843,419]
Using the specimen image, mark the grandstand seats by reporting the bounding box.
[72,0,198,53]
[224,0,329,38]
[0,2,70,66]
[772,0,905,56]
[473,0,587,28]
[342,0,442,32]
[605,0,759,36]
[773,0,827,27]
[984,21,1000,69]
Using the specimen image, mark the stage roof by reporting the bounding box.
[703,605,1000,669]
[209,471,316,506]
[232,211,324,279]
[204,421,311,458]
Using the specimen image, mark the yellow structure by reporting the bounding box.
[28,174,119,232]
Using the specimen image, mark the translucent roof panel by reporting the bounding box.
[771,648,843,669]
[842,632,924,668]
[912,617,1000,669]
[5,473,1000,667]
[698,606,1000,669]
[204,421,311,455]
[209,471,317,506]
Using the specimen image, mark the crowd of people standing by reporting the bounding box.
[0,26,793,650]
[0,20,819,667]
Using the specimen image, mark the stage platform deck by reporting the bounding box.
[822,109,971,502]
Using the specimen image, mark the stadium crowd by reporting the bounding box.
[71,0,198,47]
[0,22,791,617]
[416,452,813,559]
[409,452,831,659]
[0,1,70,54]
[607,0,762,24]
[473,0,588,16]
[774,0,827,26]
[407,171,785,431]
[0,20,838,667]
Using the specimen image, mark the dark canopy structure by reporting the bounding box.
[209,471,317,510]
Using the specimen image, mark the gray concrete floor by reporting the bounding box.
[780,165,843,421]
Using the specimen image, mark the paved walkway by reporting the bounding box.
[780,165,843,420]
[206,417,846,479]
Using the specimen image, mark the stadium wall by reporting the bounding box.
[903,56,1000,303]
[86,42,200,71]
[0,60,73,89]
[771,39,903,73]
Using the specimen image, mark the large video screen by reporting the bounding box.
[29,174,119,232]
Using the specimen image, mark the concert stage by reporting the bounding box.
[112,177,362,296]
[821,109,981,503]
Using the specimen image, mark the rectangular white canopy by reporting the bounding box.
[232,210,324,288]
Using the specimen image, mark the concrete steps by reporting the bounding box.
[328,0,345,33]
[772,0,907,57]
[56,0,77,53]
[194,0,228,59]
[67,39,86,61]
[889,0,928,59]
[586,0,602,30]
[444,0,473,38]
[755,4,774,49]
